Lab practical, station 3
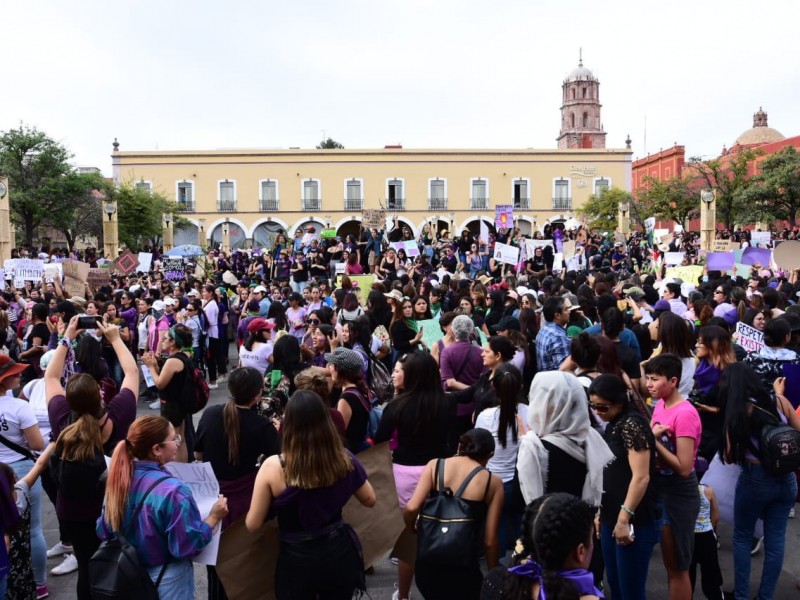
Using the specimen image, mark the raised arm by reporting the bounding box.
[98,321,139,396]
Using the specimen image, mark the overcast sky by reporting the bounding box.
[3,0,798,177]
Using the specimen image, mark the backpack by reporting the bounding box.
[416,459,490,567]
[175,352,210,415]
[89,476,171,600]
[367,351,393,403]
[751,404,800,476]
[351,387,383,443]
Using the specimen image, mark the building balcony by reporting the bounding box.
[428,198,448,211]
[552,197,572,211]
[217,200,237,213]
[386,198,406,211]
[259,199,279,211]
[470,197,489,210]
[344,199,364,211]
[302,199,322,211]
[176,201,195,213]
[513,197,530,210]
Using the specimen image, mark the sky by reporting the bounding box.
[3,0,799,176]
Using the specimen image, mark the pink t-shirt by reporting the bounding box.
[651,399,702,476]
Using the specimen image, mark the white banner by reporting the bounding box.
[137,252,153,273]
[524,239,553,256]
[750,231,771,247]
[493,242,520,265]
[736,322,764,354]
[13,258,45,281]
[165,462,221,565]
[389,241,419,257]
[664,252,685,266]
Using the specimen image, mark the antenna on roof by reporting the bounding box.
[578,47,583,66]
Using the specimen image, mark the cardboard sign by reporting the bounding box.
[362,209,385,230]
[773,240,800,270]
[136,252,153,273]
[495,205,514,230]
[162,258,185,281]
[62,259,90,297]
[712,240,735,252]
[750,231,771,247]
[736,321,764,354]
[562,240,576,260]
[164,462,221,565]
[664,252,685,266]
[660,233,673,245]
[43,263,63,284]
[114,250,139,275]
[493,242,520,265]
[87,268,110,290]
[389,241,420,257]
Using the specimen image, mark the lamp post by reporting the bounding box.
[618,200,631,236]
[162,213,174,252]
[449,212,455,233]
[532,214,538,232]
[700,190,716,253]
[0,177,11,262]
[221,218,230,252]
[102,199,119,259]
[198,218,206,248]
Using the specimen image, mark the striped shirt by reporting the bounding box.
[96,461,213,567]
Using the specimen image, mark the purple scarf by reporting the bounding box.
[508,561,603,598]
[694,358,721,395]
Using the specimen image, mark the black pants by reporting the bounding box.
[206,565,228,600]
[62,520,100,600]
[206,337,227,382]
[41,469,68,543]
[689,529,725,600]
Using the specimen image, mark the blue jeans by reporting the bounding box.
[147,559,194,600]
[499,479,521,556]
[11,459,46,586]
[732,462,796,600]
[0,573,7,598]
[601,520,659,600]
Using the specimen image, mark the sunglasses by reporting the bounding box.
[589,402,611,414]
[714,290,724,294]
[307,318,320,325]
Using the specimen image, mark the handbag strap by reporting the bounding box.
[0,432,37,461]
[453,465,488,499]
[434,458,446,492]
[125,475,172,588]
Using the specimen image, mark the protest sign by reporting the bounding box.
[43,263,63,283]
[2,260,15,279]
[479,220,489,244]
[390,241,419,257]
[62,259,90,297]
[495,205,513,230]
[136,252,153,273]
[222,270,239,286]
[492,242,519,265]
[565,255,586,272]
[334,262,346,276]
[750,231,771,247]
[164,462,221,565]
[653,229,669,241]
[87,268,110,290]
[13,258,44,281]
[216,519,278,600]
[524,239,553,256]
[773,240,800,270]
[562,240,576,260]
[162,258,185,281]
[551,252,564,274]
[320,228,337,239]
[660,233,673,245]
[665,264,703,284]
[362,209,385,230]
[741,247,771,266]
[113,250,139,275]
[712,240,735,252]
[644,217,656,234]
[736,321,764,354]
[335,275,375,305]
[706,252,735,271]
[664,252,685,266]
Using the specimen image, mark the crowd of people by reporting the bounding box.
[0,219,799,600]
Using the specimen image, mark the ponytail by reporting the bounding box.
[223,399,241,466]
[55,414,103,462]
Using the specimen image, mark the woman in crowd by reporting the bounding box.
[194,367,281,600]
[268,335,309,412]
[743,307,768,332]
[326,347,372,453]
[412,296,432,321]
[474,363,528,557]
[430,311,457,365]
[589,374,659,600]
[374,351,454,600]
[98,415,229,599]
[404,428,503,600]
[141,324,195,462]
[390,297,426,355]
[720,363,800,600]
[237,317,275,374]
[310,323,334,367]
[245,390,376,600]
[101,300,130,388]
[180,298,206,372]
[366,290,393,332]
[647,311,696,397]
[285,292,307,341]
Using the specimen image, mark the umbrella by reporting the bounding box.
[163,245,205,258]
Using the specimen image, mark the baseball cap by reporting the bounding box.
[491,316,521,333]
[152,300,166,312]
[186,289,199,297]
[247,318,275,333]
[253,285,267,294]
[163,297,178,307]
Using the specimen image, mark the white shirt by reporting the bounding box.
[239,341,273,374]
[21,379,51,442]
[474,404,528,483]
[0,396,38,463]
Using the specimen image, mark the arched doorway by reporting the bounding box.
[459,218,496,239]
[335,219,362,241]
[210,222,246,250]
[253,221,286,248]
[174,223,198,246]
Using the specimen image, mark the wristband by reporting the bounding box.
[620,504,635,517]
[59,336,72,349]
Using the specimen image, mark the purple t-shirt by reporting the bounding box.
[440,341,485,390]
[49,387,137,455]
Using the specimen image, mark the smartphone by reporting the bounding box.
[78,316,101,329]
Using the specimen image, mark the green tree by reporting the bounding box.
[635,175,700,231]
[44,171,107,250]
[316,137,344,149]
[577,186,636,232]
[110,182,178,251]
[0,124,73,245]
[736,145,800,227]
[688,149,758,230]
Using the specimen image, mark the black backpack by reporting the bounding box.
[89,476,171,600]
[752,404,800,476]
[174,352,210,415]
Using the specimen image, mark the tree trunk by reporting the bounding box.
[24,214,35,247]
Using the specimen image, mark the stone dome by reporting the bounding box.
[565,59,597,82]
[734,107,785,146]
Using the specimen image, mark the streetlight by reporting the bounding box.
[700,189,716,252]
[198,218,206,248]
[618,200,630,236]
[103,201,116,221]
[221,218,231,252]
[162,213,174,251]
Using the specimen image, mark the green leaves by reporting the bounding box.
[316,137,344,149]
[110,182,178,252]
[577,187,636,231]
[736,146,800,227]
[635,176,699,230]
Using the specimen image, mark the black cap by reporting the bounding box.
[491,315,521,333]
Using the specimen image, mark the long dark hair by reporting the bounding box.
[719,362,777,466]
[392,351,447,437]
[657,311,694,358]
[223,367,264,466]
[492,363,522,448]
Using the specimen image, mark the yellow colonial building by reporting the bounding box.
[110,59,632,249]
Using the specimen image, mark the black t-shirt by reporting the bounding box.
[374,396,455,465]
[340,388,370,453]
[542,440,586,498]
[25,322,50,353]
[195,404,281,481]
[441,255,458,273]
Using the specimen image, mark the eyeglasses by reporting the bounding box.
[588,402,611,414]
[186,307,196,312]
[307,318,320,325]
[160,434,182,447]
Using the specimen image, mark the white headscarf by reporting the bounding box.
[517,371,614,506]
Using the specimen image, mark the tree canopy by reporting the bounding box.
[316,137,344,149]
[688,149,759,231]
[110,182,178,252]
[577,187,635,232]
[635,175,699,231]
[737,145,800,227]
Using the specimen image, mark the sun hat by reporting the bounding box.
[384,290,403,302]
[0,356,29,386]
[323,347,363,372]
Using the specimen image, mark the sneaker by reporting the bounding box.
[218,374,228,383]
[51,553,78,576]
[46,541,73,558]
[750,536,764,556]
[390,556,399,565]
[208,383,219,390]
[36,585,49,599]
[789,507,796,518]
[149,400,161,410]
